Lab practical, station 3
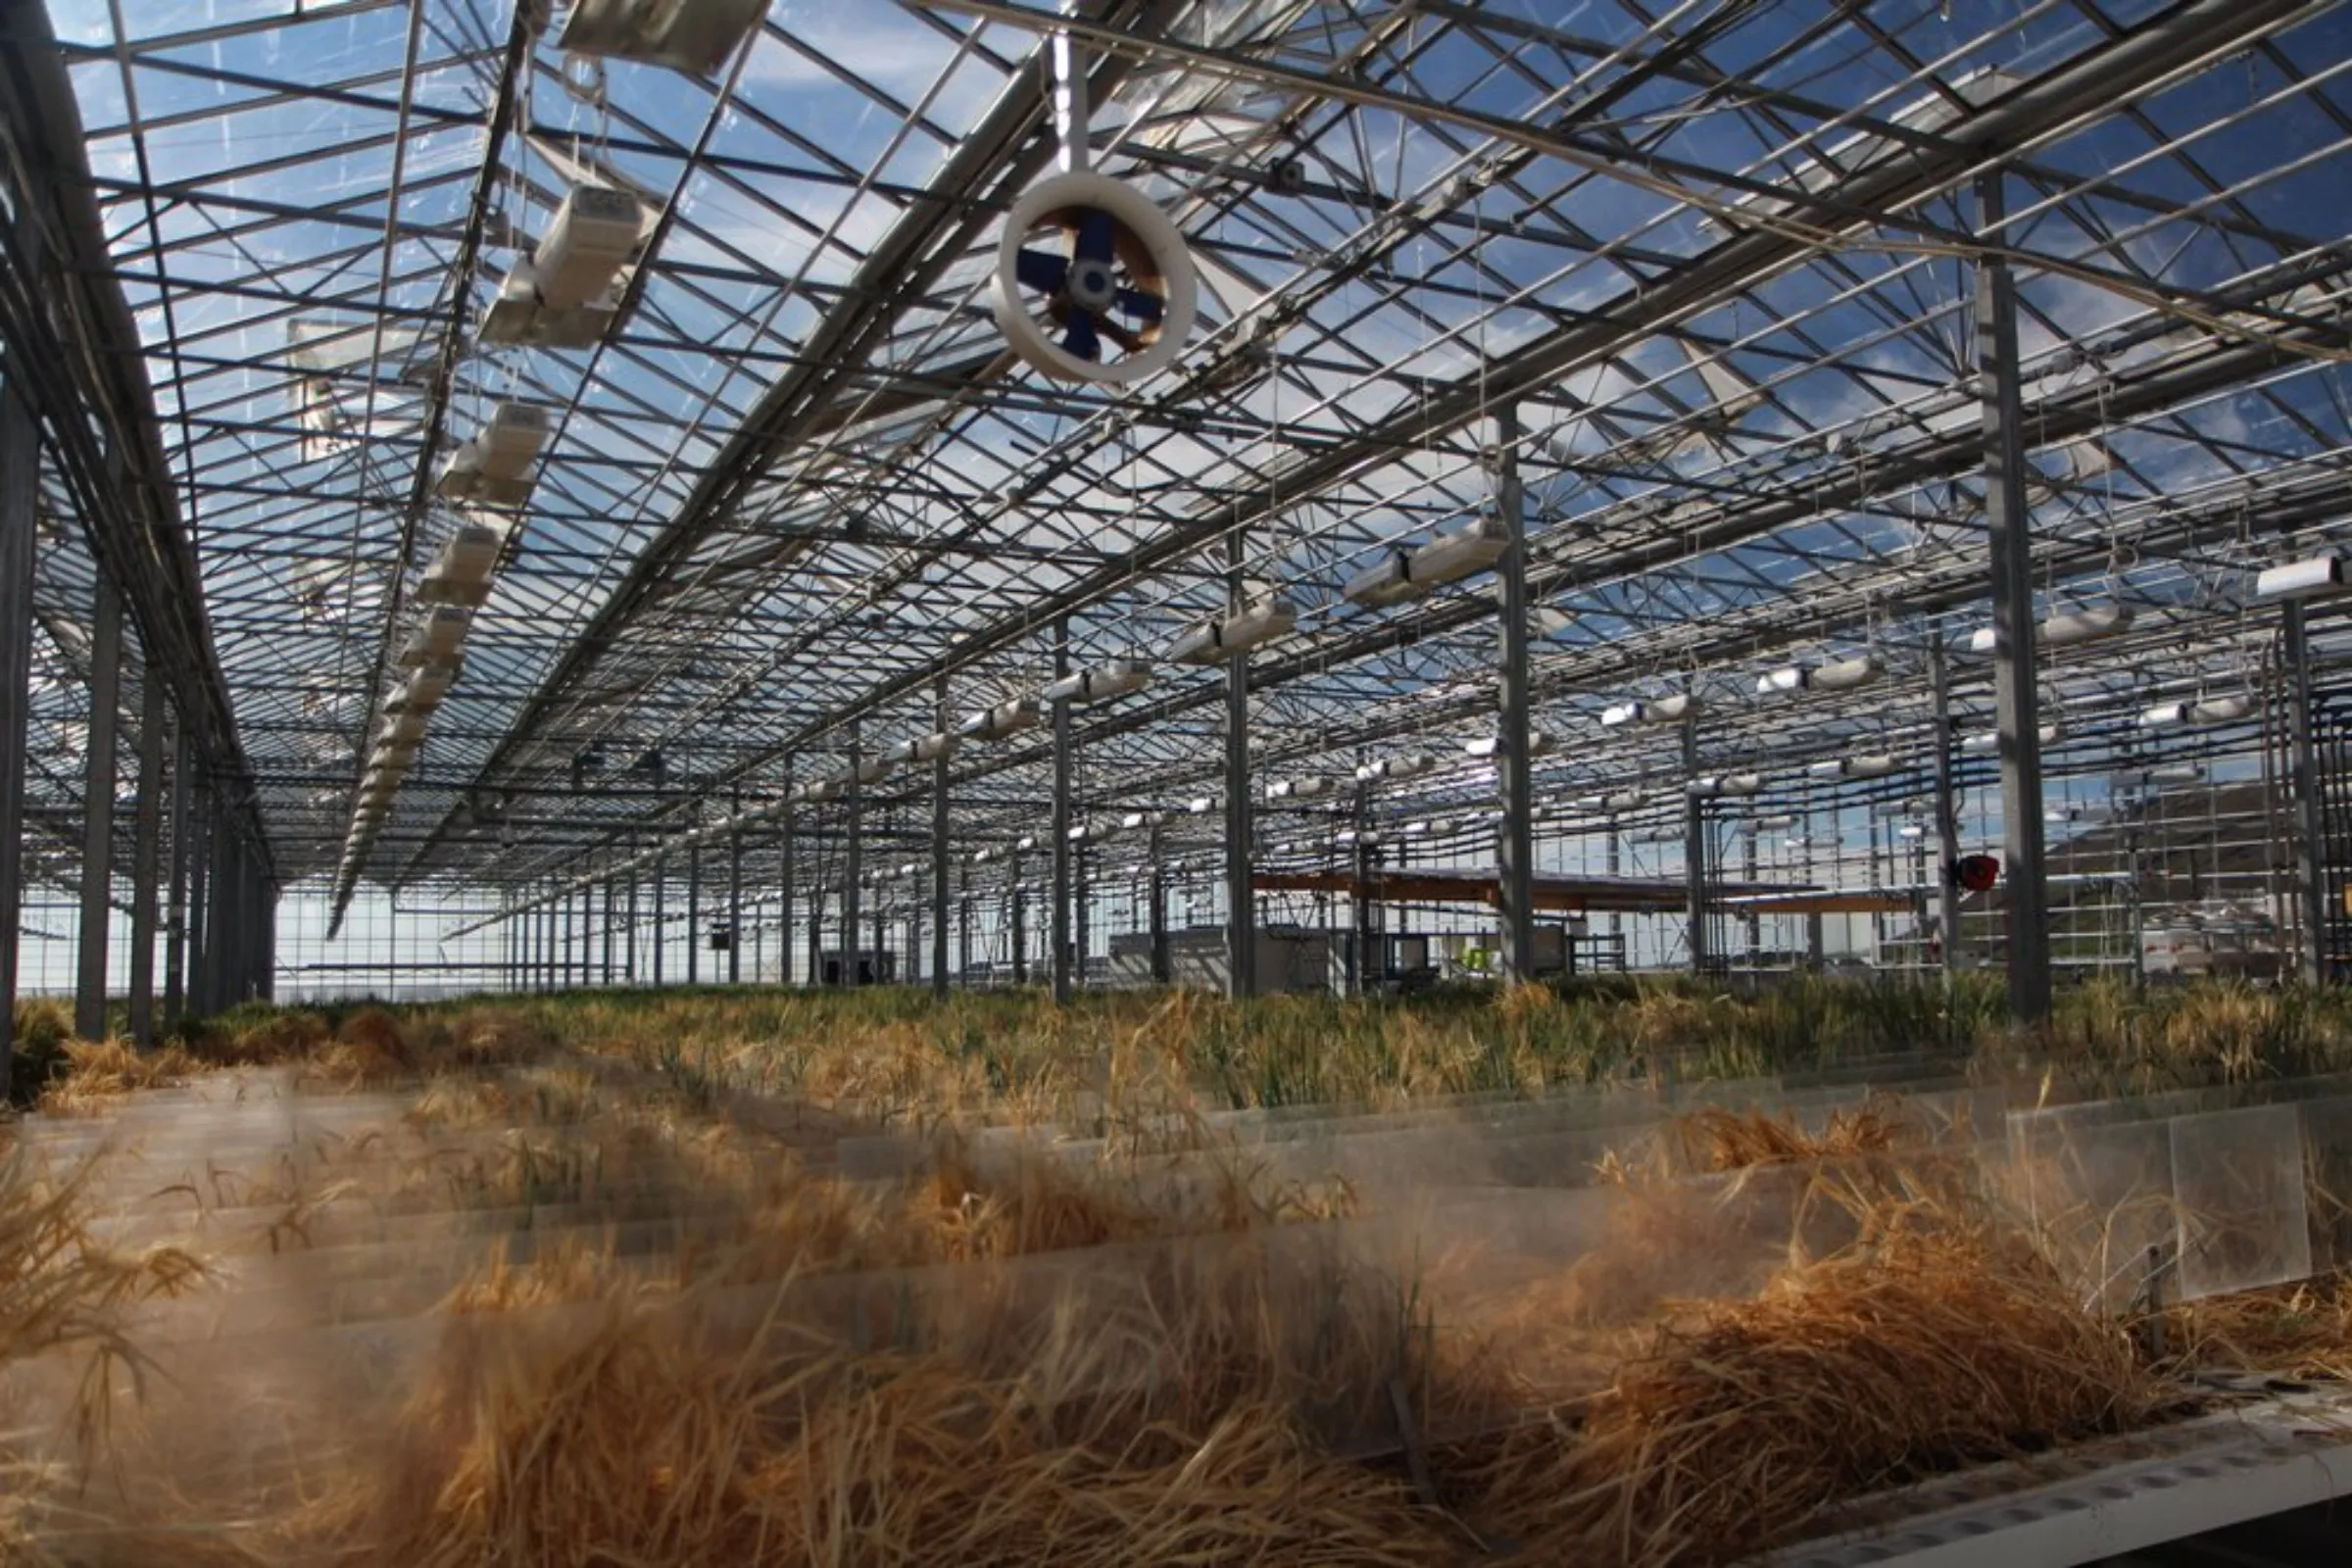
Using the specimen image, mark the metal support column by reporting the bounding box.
[1350,786,1378,995]
[183,790,210,1016]
[1224,532,1256,999]
[958,867,973,989]
[0,220,41,1077]
[602,871,615,986]
[1683,718,1709,973]
[1492,410,1537,985]
[2284,602,2328,985]
[165,722,188,1023]
[624,838,639,984]
[1052,620,1074,1004]
[931,674,951,1000]
[1009,850,1028,986]
[1978,172,2052,1024]
[1148,817,1170,985]
[727,789,743,986]
[779,789,796,985]
[845,723,863,986]
[653,858,666,987]
[128,674,165,1045]
[76,577,123,1039]
[687,834,702,986]
[808,883,824,988]
[1928,635,1965,981]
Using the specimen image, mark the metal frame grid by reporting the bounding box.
[3,0,2350,1008]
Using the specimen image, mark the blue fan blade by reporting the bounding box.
[1073,210,1117,265]
[1014,247,1069,294]
[1113,286,1163,324]
[1061,311,1102,362]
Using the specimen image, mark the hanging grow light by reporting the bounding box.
[479,184,644,348]
[1342,512,1511,610]
[1966,604,2135,654]
[1355,750,1436,784]
[1752,812,1797,831]
[1042,659,1152,705]
[957,697,1045,742]
[398,606,472,668]
[434,402,551,507]
[1600,691,1698,727]
[1186,796,1217,814]
[2140,695,2252,727]
[383,663,458,715]
[1169,594,1298,664]
[1960,723,2065,754]
[416,522,505,608]
[1809,754,1900,780]
[1265,775,1336,801]
[993,170,1197,385]
[2254,556,2346,601]
[1462,731,1556,759]
[557,0,768,74]
[1755,656,1881,697]
[1689,772,1765,798]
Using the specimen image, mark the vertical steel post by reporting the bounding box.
[1149,817,1170,984]
[779,783,796,985]
[845,724,863,986]
[128,670,165,1045]
[0,219,42,1077]
[1224,532,1255,999]
[1928,635,1965,981]
[1978,172,2052,1024]
[2284,602,2328,985]
[624,838,640,984]
[1052,620,1074,1004]
[1351,785,1378,994]
[1010,850,1029,986]
[1682,718,1709,973]
[652,858,666,987]
[76,577,123,1038]
[184,788,210,1016]
[1493,409,1537,984]
[931,675,951,1000]
[808,882,824,988]
[958,866,973,988]
[687,833,702,986]
[164,720,188,1022]
[602,868,615,985]
[727,788,743,986]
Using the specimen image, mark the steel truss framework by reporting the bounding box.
[1,0,2349,1022]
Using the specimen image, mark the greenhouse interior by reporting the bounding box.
[6,0,2352,1562]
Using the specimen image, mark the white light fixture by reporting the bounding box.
[1689,771,1765,798]
[957,697,1045,742]
[383,663,458,715]
[1267,775,1336,801]
[2254,556,2345,602]
[1015,835,1039,853]
[1961,722,2065,754]
[911,730,958,763]
[856,755,894,786]
[557,0,769,74]
[1042,659,1152,705]
[398,606,472,669]
[1756,665,1807,695]
[434,402,551,507]
[416,521,505,608]
[1603,790,1646,812]
[1169,593,1298,664]
[1811,656,1883,692]
[1341,512,1510,609]
[479,185,644,347]
[1967,604,2136,654]
[1602,692,1698,727]
[1356,750,1437,784]
[1186,795,1217,814]
[1811,754,1900,780]
[1461,731,1555,759]
[1752,812,1797,831]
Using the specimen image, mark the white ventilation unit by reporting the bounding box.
[1042,660,1152,705]
[416,522,505,608]
[559,0,769,74]
[1169,593,1298,664]
[478,185,644,346]
[434,402,552,506]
